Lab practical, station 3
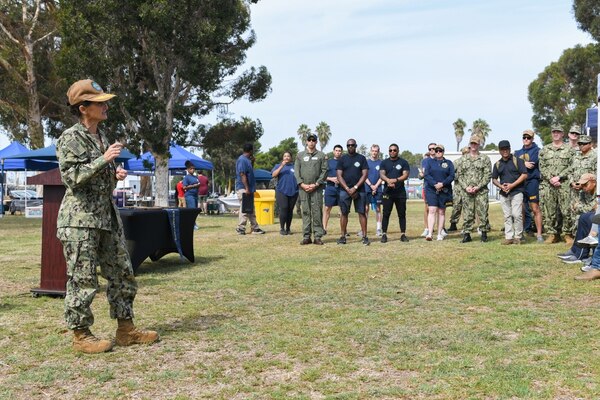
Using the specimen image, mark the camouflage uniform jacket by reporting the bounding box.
[56,123,119,230]
[570,150,597,186]
[572,189,597,215]
[538,144,575,183]
[452,156,465,192]
[456,153,491,194]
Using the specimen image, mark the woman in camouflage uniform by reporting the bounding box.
[57,80,158,353]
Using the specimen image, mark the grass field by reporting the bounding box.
[1,201,600,399]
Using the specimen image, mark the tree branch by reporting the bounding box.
[27,0,42,39]
[0,54,27,88]
[0,20,21,45]
[33,29,56,45]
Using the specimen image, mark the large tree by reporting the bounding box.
[315,121,331,152]
[57,0,271,206]
[452,118,466,151]
[253,137,298,171]
[296,124,311,148]
[0,0,64,148]
[528,44,600,144]
[573,0,600,42]
[469,118,491,146]
[202,117,263,193]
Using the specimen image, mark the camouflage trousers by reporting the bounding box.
[299,188,324,239]
[57,225,137,330]
[449,191,463,224]
[462,191,489,233]
[540,182,572,236]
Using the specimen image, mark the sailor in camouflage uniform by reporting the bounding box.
[538,125,576,244]
[57,79,158,354]
[568,134,597,233]
[448,146,469,232]
[457,136,492,243]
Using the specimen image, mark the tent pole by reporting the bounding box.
[0,159,4,217]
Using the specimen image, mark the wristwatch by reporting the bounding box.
[353,185,358,190]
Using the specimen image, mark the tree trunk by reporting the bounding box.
[154,153,169,207]
[23,40,44,149]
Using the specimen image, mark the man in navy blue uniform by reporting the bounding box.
[514,129,543,243]
[323,144,343,234]
[379,143,410,243]
[336,139,369,245]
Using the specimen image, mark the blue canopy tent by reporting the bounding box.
[4,143,136,163]
[124,143,214,194]
[0,142,59,216]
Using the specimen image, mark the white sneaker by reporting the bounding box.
[421,228,429,237]
[441,229,448,238]
[581,264,594,272]
[376,229,382,237]
[357,231,363,238]
[577,235,598,246]
[436,234,444,241]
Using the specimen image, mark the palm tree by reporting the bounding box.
[453,118,467,151]
[469,118,491,146]
[297,124,311,148]
[315,121,332,152]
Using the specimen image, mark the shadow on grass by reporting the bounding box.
[136,255,225,276]
[153,313,231,336]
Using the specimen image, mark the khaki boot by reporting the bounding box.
[115,319,159,346]
[563,234,574,245]
[544,234,560,244]
[73,328,113,354]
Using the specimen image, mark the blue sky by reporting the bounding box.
[1,1,593,155]
[219,0,593,154]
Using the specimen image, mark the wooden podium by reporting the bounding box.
[28,169,67,296]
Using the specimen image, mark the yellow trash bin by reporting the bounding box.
[254,189,276,225]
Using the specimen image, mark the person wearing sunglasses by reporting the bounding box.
[423,144,455,241]
[456,135,492,243]
[294,134,328,245]
[379,144,410,243]
[419,143,438,237]
[56,79,158,353]
[514,129,543,243]
[336,139,370,245]
[538,124,576,244]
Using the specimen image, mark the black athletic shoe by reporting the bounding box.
[337,236,346,245]
[280,229,287,236]
[236,228,246,235]
[381,234,388,243]
[362,236,370,246]
[400,234,409,242]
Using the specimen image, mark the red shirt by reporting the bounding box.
[176,181,185,197]
[197,174,209,196]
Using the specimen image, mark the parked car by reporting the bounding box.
[8,190,43,214]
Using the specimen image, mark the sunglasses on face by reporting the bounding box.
[577,142,590,146]
[347,143,357,147]
[307,138,317,142]
[522,136,532,140]
[435,148,444,153]
[428,147,436,151]
[389,149,398,153]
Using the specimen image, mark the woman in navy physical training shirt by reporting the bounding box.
[271,151,299,235]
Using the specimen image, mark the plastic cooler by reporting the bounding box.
[254,189,275,225]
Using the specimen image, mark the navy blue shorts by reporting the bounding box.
[523,179,540,203]
[366,191,383,205]
[425,187,452,209]
[339,190,367,215]
[324,185,340,207]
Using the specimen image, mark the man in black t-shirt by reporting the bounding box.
[336,138,369,245]
[379,143,411,243]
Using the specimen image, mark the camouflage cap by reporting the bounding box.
[551,124,564,133]
[67,79,116,106]
[435,144,445,151]
[469,135,481,144]
[569,124,581,134]
[577,173,596,185]
[578,135,592,144]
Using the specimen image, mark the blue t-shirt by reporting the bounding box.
[327,158,339,184]
[365,158,383,193]
[514,143,541,181]
[182,174,199,198]
[337,153,369,191]
[235,154,255,193]
[380,157,410,196]
[272,163,298,197]
[424,158,455,190]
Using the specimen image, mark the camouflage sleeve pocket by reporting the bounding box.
[57,227,90,242]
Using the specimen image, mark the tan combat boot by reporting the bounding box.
[563,234,574,245]
[544,234,560,244]
[73,328,113,354]
[115,319,159,346]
